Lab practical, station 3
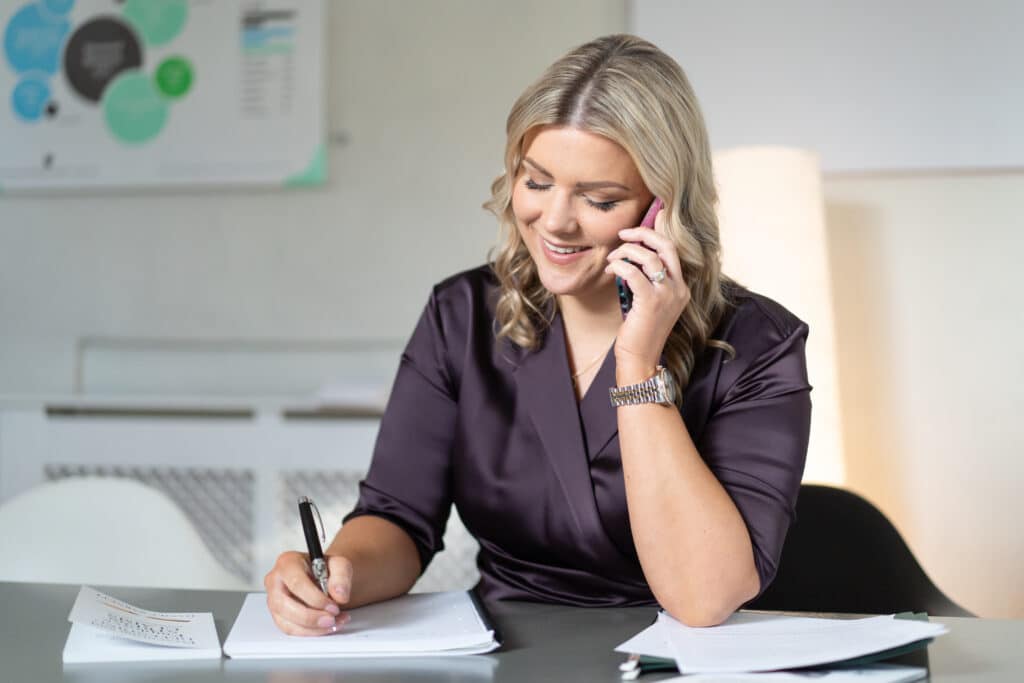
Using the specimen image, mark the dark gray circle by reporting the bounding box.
[63,16,143,103]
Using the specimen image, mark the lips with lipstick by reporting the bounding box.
[542,238,593,263]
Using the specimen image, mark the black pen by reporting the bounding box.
[298,496,330,595]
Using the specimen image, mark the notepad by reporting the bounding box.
[62,586,222,663]
[223,591,500,658]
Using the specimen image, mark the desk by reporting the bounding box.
[2,582,1022,682]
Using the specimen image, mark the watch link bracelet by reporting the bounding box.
[609,365,678,407]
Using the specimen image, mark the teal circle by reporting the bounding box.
[122,0,187,46]
[42,0,75,15]
[155,56,192,98]
[12,77,51,121]
[103,72,169,144]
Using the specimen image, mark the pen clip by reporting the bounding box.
[297,495,326,543]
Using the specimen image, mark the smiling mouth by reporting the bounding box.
[543,239,590,255]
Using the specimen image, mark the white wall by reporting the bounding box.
[631,0,1024,171]
[0,0,626,394]
[824,171,1024,618]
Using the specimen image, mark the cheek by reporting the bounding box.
[586,212,627,248]
[511,183,541,229]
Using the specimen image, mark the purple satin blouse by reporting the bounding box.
[345,265,811,607]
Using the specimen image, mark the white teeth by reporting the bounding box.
[544,239,586,254]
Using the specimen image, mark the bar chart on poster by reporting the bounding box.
[0,0,325,191]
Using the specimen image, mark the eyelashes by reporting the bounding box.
[587,198,618,213]
[523,178,620,213]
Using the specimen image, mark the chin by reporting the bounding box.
[535,265,608,299]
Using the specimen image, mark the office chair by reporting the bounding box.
[0,477,249,590]
[748,485,973,617]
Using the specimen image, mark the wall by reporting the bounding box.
[0,0,626,394]
[0,1,1020,618]
[824,171,1024,618]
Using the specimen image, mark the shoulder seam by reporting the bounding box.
[742,294,792,339]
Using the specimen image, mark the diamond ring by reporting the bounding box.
[650,269,667,284]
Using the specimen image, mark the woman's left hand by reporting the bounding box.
[605,208,691,376]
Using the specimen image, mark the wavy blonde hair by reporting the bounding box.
[484,34,734,401]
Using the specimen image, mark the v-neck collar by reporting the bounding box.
[577,346,619,460]
[511,311,615,539]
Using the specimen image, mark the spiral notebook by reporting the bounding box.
[223,591,500,659]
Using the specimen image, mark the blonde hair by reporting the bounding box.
[484,34,734,401]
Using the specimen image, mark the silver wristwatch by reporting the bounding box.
[609,365,678,407]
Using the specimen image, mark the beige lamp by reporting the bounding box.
[712,146,844,484]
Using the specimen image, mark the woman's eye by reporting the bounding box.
[524,178,551,191]
[586,198,619,212]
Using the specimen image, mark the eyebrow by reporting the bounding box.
[523,157,632,192]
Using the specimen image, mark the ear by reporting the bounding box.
[653,205,668,235]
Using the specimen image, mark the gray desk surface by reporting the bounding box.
[2,582,1022,682]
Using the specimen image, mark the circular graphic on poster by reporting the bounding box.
[63,16,143,103]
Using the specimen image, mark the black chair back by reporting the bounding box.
[748,485,973,616]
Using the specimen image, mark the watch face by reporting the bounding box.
[658,367,678,404]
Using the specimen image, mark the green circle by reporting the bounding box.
[122,0,187,46]
[155,57,193,99]
[103,72,169,144]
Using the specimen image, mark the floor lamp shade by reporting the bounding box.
[712,146,844,485]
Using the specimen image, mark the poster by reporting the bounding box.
[0,0,325,191]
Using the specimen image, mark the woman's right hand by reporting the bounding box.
[264,550,353,636]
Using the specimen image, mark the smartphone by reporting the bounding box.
[616,197,664,317]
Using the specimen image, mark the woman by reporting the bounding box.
[264,34,810,633]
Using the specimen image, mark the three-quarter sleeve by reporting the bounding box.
[343,289,457,573]
[697,318,811,595]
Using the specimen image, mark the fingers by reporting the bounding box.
[266,573,348,635]
[326,555,355,604]
[615,227,682,280]
[278,552,339,612]
[606,258,655,301]
[610,243,670,282]
[270,599,350,637]
[264,551,350,637]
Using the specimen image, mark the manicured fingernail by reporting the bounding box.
[324,603,340,615]
[317,615,335,628]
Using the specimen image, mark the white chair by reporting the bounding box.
[0,478,249,590]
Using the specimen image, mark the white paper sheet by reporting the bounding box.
[63,586,221,663]
[616,618,673,658]
[614,618,927,681]
[658,612,945,674]
[223,591,499,659]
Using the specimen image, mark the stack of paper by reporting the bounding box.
[616,611,946,680]
[223,591,500,658]
[63,586,222,663]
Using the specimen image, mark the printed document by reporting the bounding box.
[63,586,221,663]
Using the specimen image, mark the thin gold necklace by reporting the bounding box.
[571,343,613,384]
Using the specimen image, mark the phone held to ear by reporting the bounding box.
[616,197,663,318]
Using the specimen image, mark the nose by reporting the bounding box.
[541,189,577,236]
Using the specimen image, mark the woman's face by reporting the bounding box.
[511,125,654,303]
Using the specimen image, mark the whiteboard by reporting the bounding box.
[630,0,1024,172]
[0,0,325,190]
